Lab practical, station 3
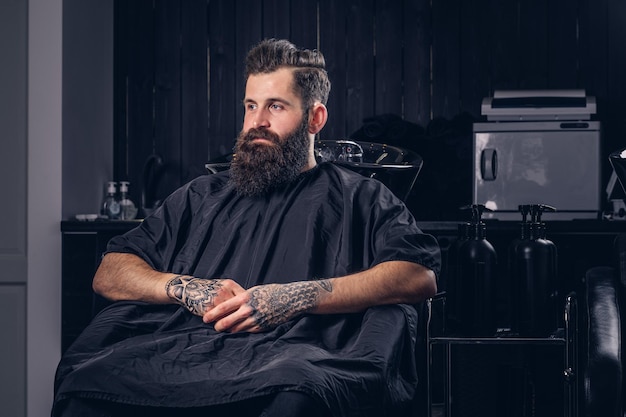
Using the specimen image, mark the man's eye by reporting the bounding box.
[245,104,257,111]
[269,103,284,111]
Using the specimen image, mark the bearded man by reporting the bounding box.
[52,39,440,417]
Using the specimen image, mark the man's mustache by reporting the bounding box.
[241,128,280,144]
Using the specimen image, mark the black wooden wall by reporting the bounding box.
[114,0,626,220]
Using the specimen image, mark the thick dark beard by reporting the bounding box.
[229,116,310,197]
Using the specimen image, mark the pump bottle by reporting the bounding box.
[119,181,138,220]
[507,205,530,328]
[510,204,558,337]
[455,204,498,336]
[102,181,121,220]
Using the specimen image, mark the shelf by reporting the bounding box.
[429,335,566,345]
[61,219,142,233]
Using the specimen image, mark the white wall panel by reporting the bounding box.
[0,0,27,283]
[0,286,26,417]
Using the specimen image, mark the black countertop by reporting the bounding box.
[61,218,626,235]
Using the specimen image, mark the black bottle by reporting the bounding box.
[506,204,530,330]
[510,204,558,337]
[455,204,498,336]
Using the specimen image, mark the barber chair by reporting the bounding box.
[205,139,424,203]
[206,140,427,415]
[583,149,626,417]
[584,236,624,417]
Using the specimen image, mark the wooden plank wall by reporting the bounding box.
[205,0,436,158]
[114,0,626,219]
[114,0,209,209]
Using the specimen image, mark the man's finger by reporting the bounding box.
[203,293,247,323]
[224,316,261,333]
[213,305,255,332]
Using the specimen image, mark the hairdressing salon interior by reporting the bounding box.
[4,0,626,416]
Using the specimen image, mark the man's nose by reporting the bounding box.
[252,109,270,129]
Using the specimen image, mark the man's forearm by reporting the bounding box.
[310,260,437,315]
[92,252,175,303]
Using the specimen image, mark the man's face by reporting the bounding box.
[229,68,312,197]
[242,67,307,144]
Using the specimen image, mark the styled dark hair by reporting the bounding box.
[245,39,331,109]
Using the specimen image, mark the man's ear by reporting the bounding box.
[308,103,328,134]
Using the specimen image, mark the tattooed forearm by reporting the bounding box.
[166,276,223,316]
[248,280,333,331]
[316,279,333,292]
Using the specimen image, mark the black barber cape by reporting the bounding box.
[53,162,441,417]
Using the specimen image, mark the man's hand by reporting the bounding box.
[165,276,245,316]
[202,280,333,333]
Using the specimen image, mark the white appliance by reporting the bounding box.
[474,90,601,220]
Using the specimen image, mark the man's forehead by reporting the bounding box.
[245,68,297,99]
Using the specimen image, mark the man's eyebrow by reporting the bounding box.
[243,97,294,106]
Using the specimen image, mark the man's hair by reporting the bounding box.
[245,39,331,109]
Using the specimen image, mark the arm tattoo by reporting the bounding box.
[249,279,333,331]
[166,275,223,316]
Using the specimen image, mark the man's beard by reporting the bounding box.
[229,116,311,197]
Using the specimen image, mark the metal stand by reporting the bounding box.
[425,293,578,417]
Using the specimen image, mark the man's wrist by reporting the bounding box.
[165,275,187,303]
[165,276,225,316]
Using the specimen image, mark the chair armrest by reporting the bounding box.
[584,266,622,417]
